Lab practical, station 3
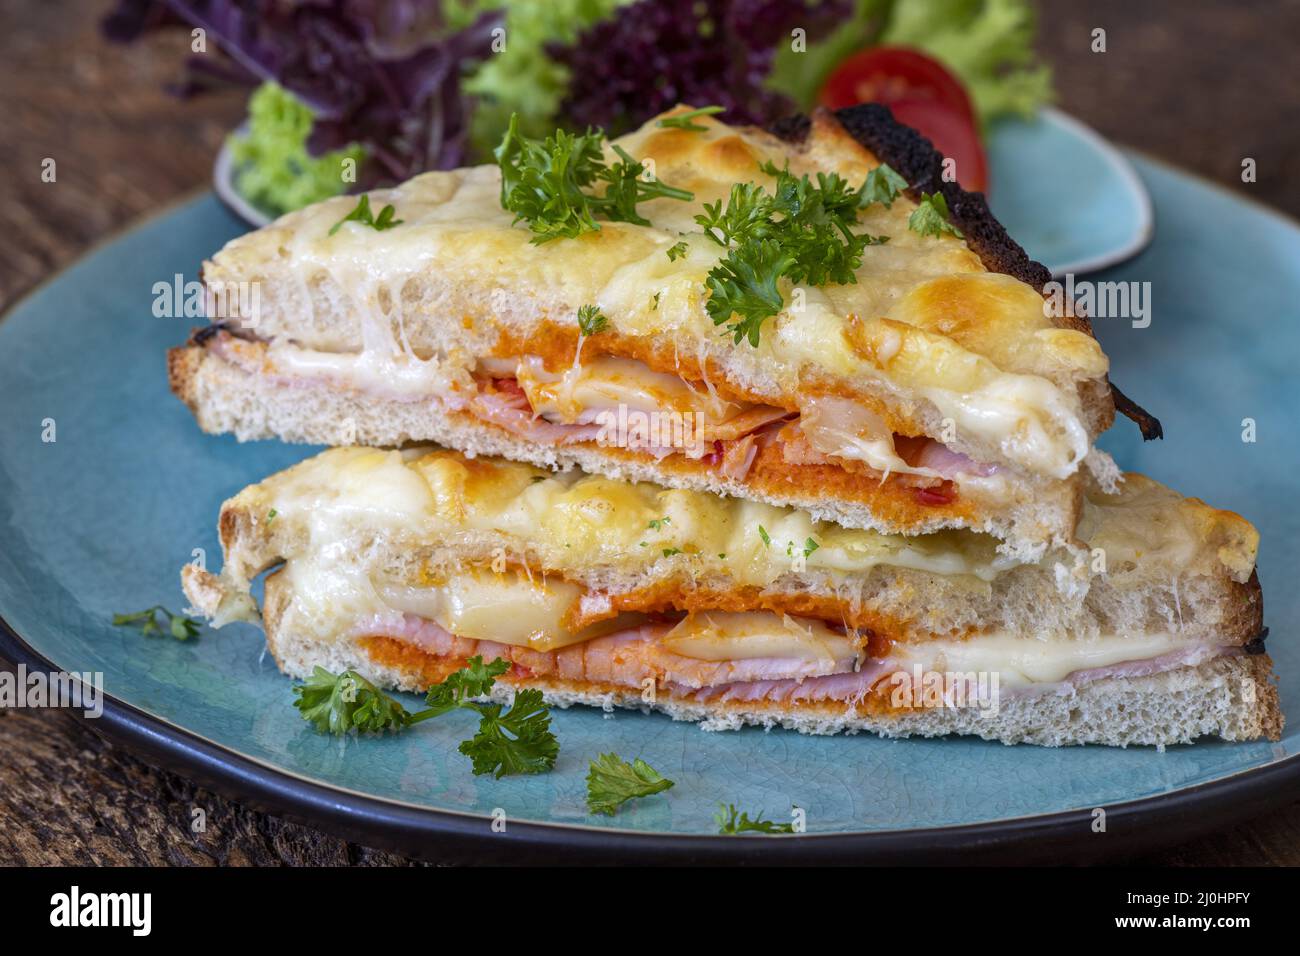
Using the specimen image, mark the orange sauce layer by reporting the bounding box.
[490,321,927,438]
[359,636,918,717]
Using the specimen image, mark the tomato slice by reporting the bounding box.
[818,46,975,120]
[818,46,988,193]
[884,97,988,193]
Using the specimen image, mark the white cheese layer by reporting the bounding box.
[266,340,465,399]
[662,611,858,664]
[890,631,1195,689]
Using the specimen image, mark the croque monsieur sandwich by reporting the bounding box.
[173,103,1277,746]
[170,104,1160,560]
[182,447,1279,746]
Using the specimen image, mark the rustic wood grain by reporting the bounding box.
[0,703,427,866]
[0,0,1297,866]
[1035,0,1300,221]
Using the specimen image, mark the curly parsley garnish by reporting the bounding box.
[697,162,888,346]
[703,238,791,346]
[657,105,725,132]
[862,163,909,208]
[495,114,694,244]
[908,191,963,238]
[293,656,559,778]
[577,303,609,336]
[586,753,675,815]
[666,240,690,261]
[715,803,798,835]
[328,194,403,236]
[293,667,413,735]
[113,606,201,641]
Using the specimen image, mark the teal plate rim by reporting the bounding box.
[2,169,1300,863]
[3,623,1298,864]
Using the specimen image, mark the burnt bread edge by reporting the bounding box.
[769,103,1162,441]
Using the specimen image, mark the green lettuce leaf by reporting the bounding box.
[228,82,365,217]
[449,0,628,157]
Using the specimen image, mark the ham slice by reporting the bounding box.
[911,439,996,479]
[671,661,895,705]
[717,434,758,480]
[470,382,604,445]
[797,394,995,480]
[351,611,1241,711]
[351,613,861,692]
[1062,643,1234,688]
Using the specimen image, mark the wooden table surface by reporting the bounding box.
[2,0,1298,866]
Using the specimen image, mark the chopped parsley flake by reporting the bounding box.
[908,191,963,238]
[657,105,725,132]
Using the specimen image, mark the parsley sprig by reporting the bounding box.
[328,194,403,236]
[423,658,560,777]
[586,753,675,815]
[495,114,694,244]
[113,606,201,641]
[293,667,412,735]
[715,803,798,835]
[577,303,609,336]
[657,105,725,132]
[862,163,909,208]
[908,191,964,238]
[697,162,889,346]
[293,657,559,778]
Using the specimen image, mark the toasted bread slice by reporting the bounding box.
[177,105,1137,557]
[181,447,1277,746]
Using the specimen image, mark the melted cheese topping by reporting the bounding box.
[252,447,1017,589]
[1078,474,1259,584]
[240,448,1259,604]
[208,108,1108,479]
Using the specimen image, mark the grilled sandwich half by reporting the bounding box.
[181,447,1279,746]
[170,104,1155,560]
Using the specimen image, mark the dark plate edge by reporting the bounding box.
[3,616,1297,865]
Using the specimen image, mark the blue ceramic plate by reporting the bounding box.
[986,108,1153,277]
[215,108,1151,279]
[1,156,1295,863]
